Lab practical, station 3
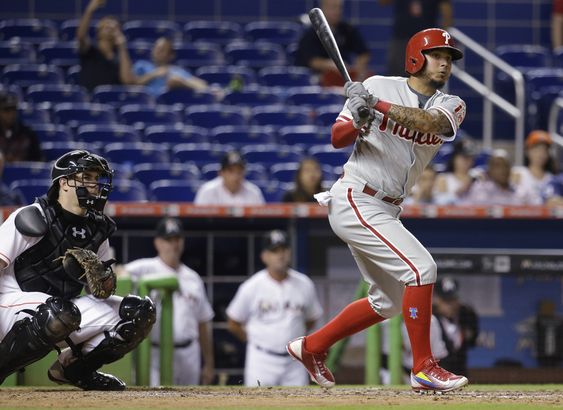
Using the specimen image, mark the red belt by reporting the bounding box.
[362,185,404,205]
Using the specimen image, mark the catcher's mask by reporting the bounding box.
[48,150,114,214]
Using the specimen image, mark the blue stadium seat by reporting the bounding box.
[432,144,455,170]
[0,40,35,65]
[474,149,492,168]
[525,68,563,92]
[37,42,78,67]
[41,141,100,161]
[209,125,275,147]
[133,163,200,186]
[185,104,247,128]
[224,42,286,69]
[244,21,301,47]
[554,47,563,68]
[2,64,63,87]
[108,179,148,202]
[240,144,302,165]
[308,144,350,167]
[286,87,344,107]
[184,21,243,45]
[104,142,170,166]
[32,124,73,143]
[175,42,224,69]
[144,124,209,144]
[253,180,285,202]
[258,66,317,87]
[18,102,51,124]
[59,19,97,41]
[195,66,256,87]
[26,84,88,105]
[76,124,140,144]
[2,162,51,185]
[0,19,57,44]
[251,105,310,127]
[149,180,200,202]
[270,162,301,183]
[66,65,81,85]
[156,88,217,106]
[496,45,551,69]
[123,20,181,42]
[172,143,231,165]
[119,104,181,129]
[53,102,115,129]
[278,125,327,147]
[9,179,52,203]
[127,40,153,61]
[223,87,283,107]
[92,85,154,106]
[315,104,341,126]
[530,87,563,130]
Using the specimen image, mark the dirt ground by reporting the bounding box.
[1,387,562,410]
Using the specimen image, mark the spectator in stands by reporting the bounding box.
[0,92,43,163]
[295,0,371,86]
[512,130,557,205]
[124,217,215,385]
[404,165,454,205]
[133,37,212,97]
[282,158,324,203]
[552,0,563,50]
[542,173,563,207]
[379,0,453,76]
[435,139,478,203]
[460,150,537,205]
[77,0,135,92]
[194,151,265,205]
[0,151,24,206]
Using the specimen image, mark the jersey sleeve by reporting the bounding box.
[96,240,112,262]
[427,95,466,142]
[0,206,43,269]
[304,279,323,322]
[195,280,215,323]
[226,281,252,323]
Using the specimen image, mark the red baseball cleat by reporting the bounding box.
[286,336,335,388]
[410,357,468,393]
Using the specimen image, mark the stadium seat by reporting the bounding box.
[222,87,283,107]
[195,66,256,88]
[41,141,100,161]
[185,104,247,128]
[65,65,81,85]
[269,162,301,183]
[258,66,317,87]
[37,42,78,67]
[2,162,51,185]
[26,84,88,106]
[244,21,301,47]
[149,180,200,202]
[240,144,302,165]
[286,87,344,107]
[123,20,181,42]
[119,104,181,129]
[251,105,310,127]
[474,149,492,168]
[108,179,148,202]
[175,42,224,69]
[92,85,154,106]
[184,21,243,45]
[554,47,563,68]
[133,163,200,186]
[530,86,563,130]
[209,125,275,147]
[278,125,327,147]
[0,40,35,65]
[432,144,455,170]
[0,19,57,44]
[525,68,563,92]
[32,124,73,143]
[76,124,140,144]
[496,45,551,69]
[144,124,209,144]
[59,19,97,41]
[172,143,232,165]
[156,88,217,106]
[2,64,63,88]
[18,102,51,124]
[53,102,115,129]
[9,179,52,203]
[104,142,170,166]
[127,40,153,61]
[224,42,286,69]
[315,104,341,126]
[308,144,350,167]
[253,180,285,202]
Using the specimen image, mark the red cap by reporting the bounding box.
[525,130,552,148]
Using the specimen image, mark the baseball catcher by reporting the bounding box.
[0,150,156,390]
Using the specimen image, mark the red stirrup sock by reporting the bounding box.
[402,284,434,373]
[305,297,385,354]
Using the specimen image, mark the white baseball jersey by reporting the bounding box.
[194,177,265,205]
[227,269,323,386]
[125,257,214,385]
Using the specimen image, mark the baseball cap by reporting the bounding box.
[221,151,246,170]
[453,139,478,157]
[0,92,18,110]
[155,217,183,238]
[435,277,459,300]
[262,230,290,251]
[525,130,552,148]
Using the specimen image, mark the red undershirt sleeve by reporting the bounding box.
[331,120,360,149]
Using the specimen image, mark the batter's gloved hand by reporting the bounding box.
[57,248,117,299]
[344,81,378,106]
[348,96,376,129]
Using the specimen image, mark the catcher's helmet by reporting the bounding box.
[405,28,463,75]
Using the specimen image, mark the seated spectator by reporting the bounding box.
[404,165,454,205]
[460,150,538,205]
[512,130,557,205]
[133,37,213,97]
[542,173,563,208]
[435,139,478,202]
[0,151,24,206]
[0,92,43,162]
[295,0,371,86]
[282,158,324,203]
[194,151,265,205]
[77,0,135,92]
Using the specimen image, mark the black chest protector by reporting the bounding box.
[14,196,116,299]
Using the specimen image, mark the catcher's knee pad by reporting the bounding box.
[0,297,81,382]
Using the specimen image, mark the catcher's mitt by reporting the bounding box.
[58,248,117,299]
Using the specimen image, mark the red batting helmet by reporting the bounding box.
[405,28,463,75]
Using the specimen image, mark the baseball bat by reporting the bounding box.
[308,7,370,119]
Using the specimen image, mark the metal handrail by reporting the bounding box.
[448,27,526,165]
[548,97,563,151]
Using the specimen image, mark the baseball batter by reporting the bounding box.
[227,230,323,386]
[125,217,215,386]
[0,150,156,390]
[287,28,469,393]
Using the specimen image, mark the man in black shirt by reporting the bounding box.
[77,0,135,92]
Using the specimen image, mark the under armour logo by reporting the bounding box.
[409,307,418,319]
[442,31,451,45]
[86,199,94,205]
[71,227,87,239]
